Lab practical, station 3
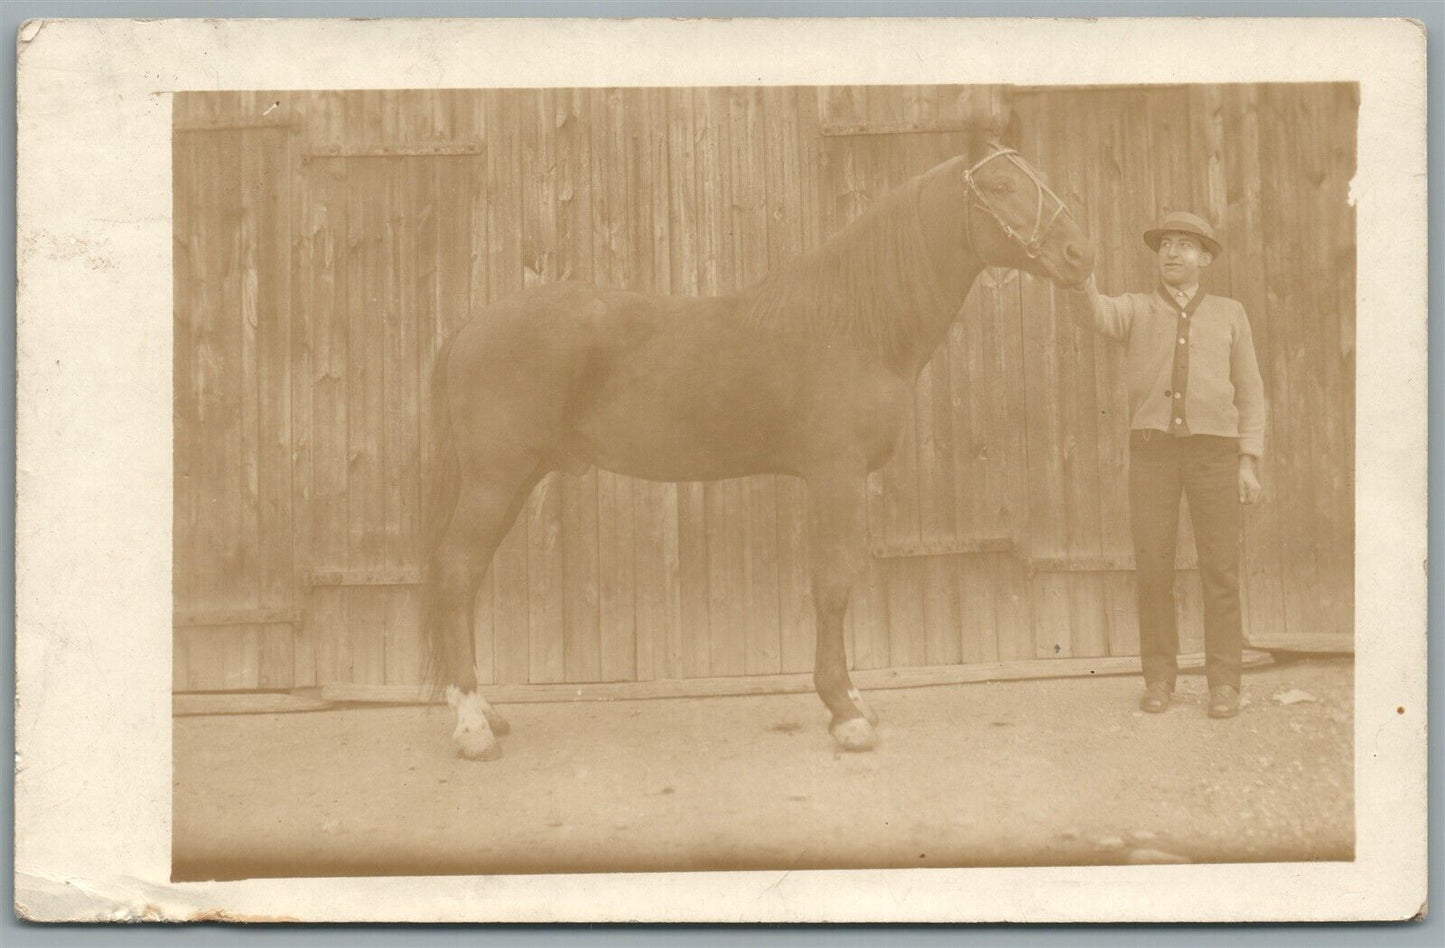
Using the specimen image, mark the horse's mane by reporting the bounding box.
[736,166,961,368]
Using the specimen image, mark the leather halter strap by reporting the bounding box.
[961,146,1074,259]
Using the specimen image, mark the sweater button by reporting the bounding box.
[1174,392,1182,399]
[1178,337,1187,344]
[1164,390,1171,397]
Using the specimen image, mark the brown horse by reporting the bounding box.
[424,126,1095,760]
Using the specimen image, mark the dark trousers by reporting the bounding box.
[1129,431,1243,690]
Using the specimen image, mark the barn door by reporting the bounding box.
[172,108,302,691]
[297,141,479,691]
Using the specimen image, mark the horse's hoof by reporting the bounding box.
[447,685,506,754]
[455,729,503,761]
[830,716,879,752]
[483,706,511,737]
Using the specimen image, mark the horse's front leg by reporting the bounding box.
[806,464,881,752]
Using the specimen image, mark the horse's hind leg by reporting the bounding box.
[429,458,539,760]
[806,464,881,752]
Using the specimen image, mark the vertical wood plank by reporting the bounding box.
[489,93,539,686]
[1296,86,1349,641]
[918,352,960,545]
[348,586,386,685]
[876,135,928,670]
[375,91,420,687]
[288,93,318,687]
[1256,87,1319,645]
[1068,573,1110,658]
[1020,271,1067,561]
[1309,85,1349,639]
[1031,572,1072,659]
[957,554,999,664]
[733,87,784,677]
[695,87,748,679]
[949,280,987,545]
[592,88,639,683]
[1051,101,1104,567]
[921,555,963,666]
[344,92,388,685]
[1020,270,1072,658]
[818,116,889,672]
[1048,101,1110,661]
[1318,84,1357,642]
[181,95,237,662]
[515,92,569,685]
[1090,89,1134,565]
[466,93,508,685]
[665,89,711,680]
[253,126,293,620]
[885,563,927,669]
[655,87,686,682]
[308,93,349,684]
[1102,570,1141,658]
[173,126,200,621]
[257,623,295,689]
[383,589,422,685]
[626,88,681,683]
[991,553,1032,661]
[408,94,449,683]
[773,86,819,675]
[230,126,260,615]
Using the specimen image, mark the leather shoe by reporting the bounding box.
[1208,685,1240,719]
[1139,682,1172,713]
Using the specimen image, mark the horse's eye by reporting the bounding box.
[991,181,1010,194]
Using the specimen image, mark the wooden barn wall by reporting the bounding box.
[172,84,1356,692]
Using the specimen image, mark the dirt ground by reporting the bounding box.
[172,656,1353,880]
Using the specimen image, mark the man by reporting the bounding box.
[1067,210,1265,718]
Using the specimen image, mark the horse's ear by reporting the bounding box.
[965,125,992,163]
[998,109,1022,150]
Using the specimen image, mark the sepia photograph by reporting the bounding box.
[169,80,1356,879]
[14,16,1425,923]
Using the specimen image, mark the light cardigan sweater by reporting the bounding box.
[1068,283,1267,458]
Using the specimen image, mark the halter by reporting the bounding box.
[961,145,1074,259]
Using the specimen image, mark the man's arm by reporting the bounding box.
[1061,275,1136,343]
[1232,305,1267,504]
[1231,305,1267,460]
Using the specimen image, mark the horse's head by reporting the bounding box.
[925,125,1095,288]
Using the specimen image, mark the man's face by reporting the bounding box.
[1156,232,1213,288]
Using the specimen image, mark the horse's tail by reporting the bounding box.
[421,335,462,694]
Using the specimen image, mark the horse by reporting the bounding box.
[423,125,1095,760]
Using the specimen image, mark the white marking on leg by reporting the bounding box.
[847,686,879,725]
[445,685,500,759]
[465,669,510,734]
